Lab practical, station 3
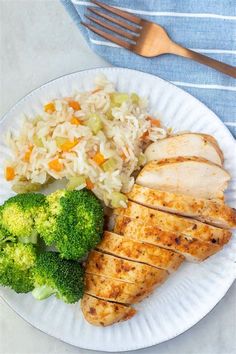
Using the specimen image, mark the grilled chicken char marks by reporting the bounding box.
[86,250,168,288]
[81,294,136,327]
[97,231,184,273]
[127,184,236,229]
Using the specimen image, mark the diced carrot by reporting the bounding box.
[5,166,15,181]
[44,102,55,113]
[147,116,161,127]
[120,152,126,161]
[23,146,33,163]
[48,159,64,172]
[60,139,80,152]
[86,178,94,190]
[68,100,81,111]
[93,152,106,165]
[70,117,82,126]
[141,130,149,141]
[92,88,101,94]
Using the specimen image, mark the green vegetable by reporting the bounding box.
[0,227,15,249]
[55,137,68,148]
[111,192,128,208]
[1,193,45,242]
[137,153,147,167]
[110,93,129,106]
[87,114,102,134]
[0,243,37,293]
[102,158,117,172]
[32,251,84,303]
[18,230,38,244]
[35,189,104,260]
[12,182,41,194]
[106,108,114,120]
[0,206,15,247]
[32,135,44,147]
[66,176,86,191]
[130,93,140,104]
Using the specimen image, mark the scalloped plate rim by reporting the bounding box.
[0,67,235,352]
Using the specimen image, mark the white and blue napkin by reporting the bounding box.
[61,0,236,138]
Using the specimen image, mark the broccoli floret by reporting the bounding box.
[32,251,84,303]
[35,190,65,245]
[1,193,46,243]
[35,189,104,260]
[0,207,16,248]
[0,243,37,293]
[0,224,16,248]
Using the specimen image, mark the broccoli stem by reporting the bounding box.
[18,230,38,244]
[32,285,56,300]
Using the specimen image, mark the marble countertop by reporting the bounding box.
[0,1,235,353]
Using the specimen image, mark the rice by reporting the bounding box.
[5,74,168,207]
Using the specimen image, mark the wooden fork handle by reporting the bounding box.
[169,43,236,78]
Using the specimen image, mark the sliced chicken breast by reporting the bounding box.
[136,157,230,199]
[81,294,136,326]
[115,202,231,247]
[145,133,223,165]
[86,250,168,288]
[127,184,236,229]
[114,215,221,261]
[85,273,159,304]
[97,231,184,273]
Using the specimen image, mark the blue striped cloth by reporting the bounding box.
[61,0,236,138]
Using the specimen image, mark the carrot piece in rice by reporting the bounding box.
[141,130,149,141]
[70,117,82,126]
[68,101,81,111]
[93,152,106,166]
[5,166,15,181]
[120,152,126,161]
[86,178,94,190]
[147,116,161,127]
[23,146,33,163]
[44,102,55,113]
[48,159,64,172]
[60,139,80,152]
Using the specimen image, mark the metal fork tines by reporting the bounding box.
[82,0,143,49]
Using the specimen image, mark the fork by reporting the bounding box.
[82,0,236,78]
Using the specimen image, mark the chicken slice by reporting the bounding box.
[115,201,231,247]
[144,133,223,165]
[127,184,236,229]
[81,294,136,326]
[136,157,230,199]
[86,250,168,287]
[97,231,184,273]
[114,215,221,261]
[85,273,158,304]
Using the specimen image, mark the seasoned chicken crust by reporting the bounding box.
[86,250,168,287]
[81,294,136,326]
[127,184,236,229]
[85,273,160,304]
[97,231,184,272]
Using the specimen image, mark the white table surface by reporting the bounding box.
[0,1,235,354]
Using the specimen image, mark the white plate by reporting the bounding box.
[0,68,235,352]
